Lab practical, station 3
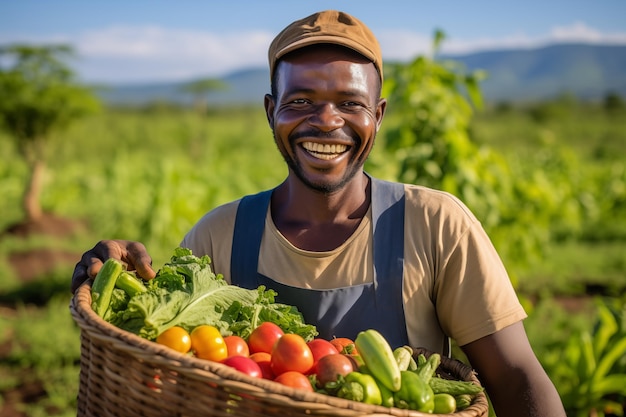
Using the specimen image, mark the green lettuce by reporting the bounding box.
[108,247,317,341]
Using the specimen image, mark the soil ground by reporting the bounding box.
[1,213,86,417]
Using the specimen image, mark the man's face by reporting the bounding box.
[265,45,386,194]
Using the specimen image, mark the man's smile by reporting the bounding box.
[301,141,349,160]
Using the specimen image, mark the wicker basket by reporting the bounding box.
[70,282,489,417]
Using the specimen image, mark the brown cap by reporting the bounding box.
[268,10,383,82]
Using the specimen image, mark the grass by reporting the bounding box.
[0,295,80,417]
[519,240,626,297]
[470,101,626,297]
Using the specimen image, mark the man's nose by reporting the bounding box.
[308,103,344,131]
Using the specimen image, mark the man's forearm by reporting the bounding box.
[486,364,565,417]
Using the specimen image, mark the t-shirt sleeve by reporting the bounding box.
[179,200,239,282]
[435,220,527,346]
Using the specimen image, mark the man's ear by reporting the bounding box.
[375,97,387,132]
[264,93,275,130]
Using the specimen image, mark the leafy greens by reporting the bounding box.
[107,247,317,341]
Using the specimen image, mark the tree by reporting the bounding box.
[180,78,227,114]
[0,44,100,223]
[604,91,624,113]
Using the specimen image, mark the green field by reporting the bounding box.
[1,98,625,416]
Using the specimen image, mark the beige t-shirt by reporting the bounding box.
[180,183,527,353]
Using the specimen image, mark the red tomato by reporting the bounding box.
[224,335,250,358]
[274,371,314,392]
[330,337,359,355]
[271,333,314,376]
[222,356,262,378]
[248,322,284,354]
[250,352,275,380]
[307,338,338,367]
[314,354,356,387]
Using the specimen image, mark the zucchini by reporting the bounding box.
[91,258,123,317]
[355,329,402,392]
[115,271,147,296]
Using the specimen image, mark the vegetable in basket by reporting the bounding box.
[115,271,147,297]
[433,393,457,414]
[393,370,435,412]
[336,372,382,405]
[359,365,395,407]
[90,258,123,317]
[415,352,441,383]
[95,247,317,342]
[354,329,401,392]
[429,376,485,396]
[393,345,415,371]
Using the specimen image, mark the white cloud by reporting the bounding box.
[549,21,626,44]
[431,22,626,55]
[70,26,273,83]
[376,31,432,60]
[2,22,625,83]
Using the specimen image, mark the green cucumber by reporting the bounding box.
[115,271,147,296]
[429,376,484,396]
[91,258,123,317]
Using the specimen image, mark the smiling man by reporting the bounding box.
[72,10,565,417]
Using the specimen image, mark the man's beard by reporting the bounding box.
[277,130,366,194]
[284,153,363,194]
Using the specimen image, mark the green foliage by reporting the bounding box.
[0,44,100,160]
[380,39,626,279]
[0,106,284,264]
[6,296,79,369]
[0,43,101,221]
[541,298,626,417]
[471,98,626,249]
[381,36,552,274]
[1,296,80,416]
[603,91,624,113]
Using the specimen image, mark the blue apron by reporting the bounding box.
[230,177,409,348]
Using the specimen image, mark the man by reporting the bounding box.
[72,10,565,416]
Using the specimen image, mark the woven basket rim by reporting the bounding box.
[70,281,489,417]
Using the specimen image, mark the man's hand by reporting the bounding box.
[71,240,156,293]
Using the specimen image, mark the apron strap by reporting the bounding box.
[371,178,406,319]
[230,189,272,285]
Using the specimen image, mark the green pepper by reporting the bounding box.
[337,372,382,405]
[393,370,435,412]
[360,365,394,407]
[377,378,395,407]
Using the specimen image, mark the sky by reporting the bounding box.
[2,0,626,84]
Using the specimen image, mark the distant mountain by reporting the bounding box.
[95,68,270,107]
[96,43,626,106]
[443,43,626,102]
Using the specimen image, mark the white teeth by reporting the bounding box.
[302,142,347,159]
